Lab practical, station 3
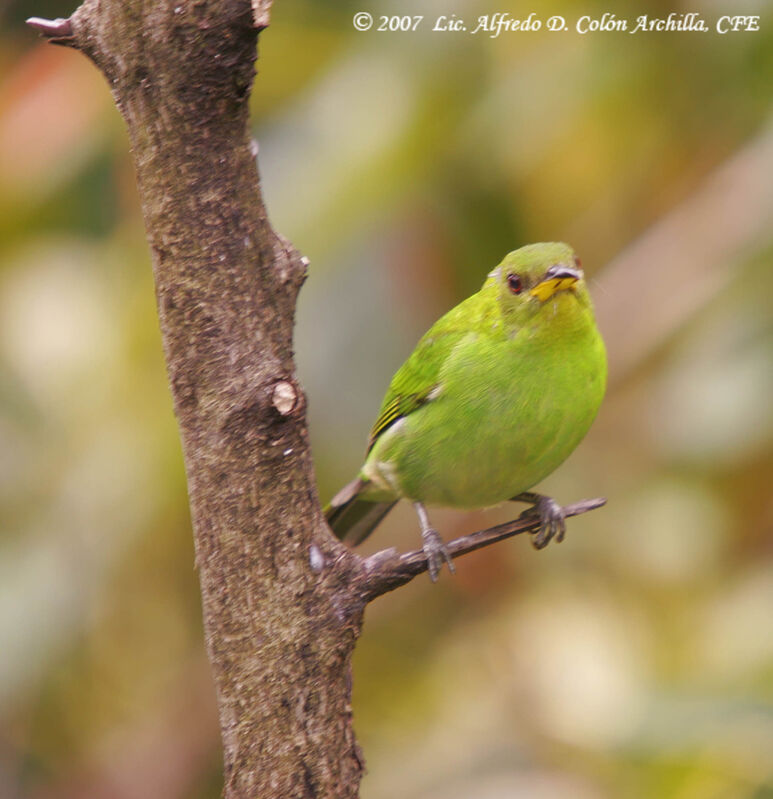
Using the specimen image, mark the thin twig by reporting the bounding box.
[360,497,606,601]
[26,17,76,46]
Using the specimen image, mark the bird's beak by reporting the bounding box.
[530,265,581,303]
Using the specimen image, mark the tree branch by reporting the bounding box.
[29,3,365,796]
[26,16,76,46]
[358,498,606,601]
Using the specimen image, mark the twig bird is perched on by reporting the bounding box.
[325,242,607,580]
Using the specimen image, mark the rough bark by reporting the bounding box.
[28,4,604,796]
[31,2,366,795]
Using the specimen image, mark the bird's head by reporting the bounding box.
[487,242,594,329]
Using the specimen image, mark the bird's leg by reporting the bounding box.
[511,491,566,550]
[413,502,456,582]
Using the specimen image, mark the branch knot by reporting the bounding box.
[271,380,299,416]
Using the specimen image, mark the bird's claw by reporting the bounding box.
[422,527,456,582]
[520,496,566,550]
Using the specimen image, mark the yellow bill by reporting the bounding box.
[530,274,579,303]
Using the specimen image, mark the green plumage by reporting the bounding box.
[325,242,606,575]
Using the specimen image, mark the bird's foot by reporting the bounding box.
[513,492,566,550]
[422,526,456,582]
[413,501,456,581]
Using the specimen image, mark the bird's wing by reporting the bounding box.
[367,317,473,452]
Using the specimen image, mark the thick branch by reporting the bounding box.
[28,3,365,796]
[360,498,606,601]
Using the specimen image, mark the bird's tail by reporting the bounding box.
[324,477,396,546]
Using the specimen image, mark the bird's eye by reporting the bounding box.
[574,255,582,269]
[507,273,523,294]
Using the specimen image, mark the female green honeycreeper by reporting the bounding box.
[325,242,606,580]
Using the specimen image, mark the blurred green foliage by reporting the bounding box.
[1,0,772,797]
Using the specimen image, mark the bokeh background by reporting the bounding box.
[1,0,772,797]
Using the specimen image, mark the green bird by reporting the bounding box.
[325,242,606,580]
